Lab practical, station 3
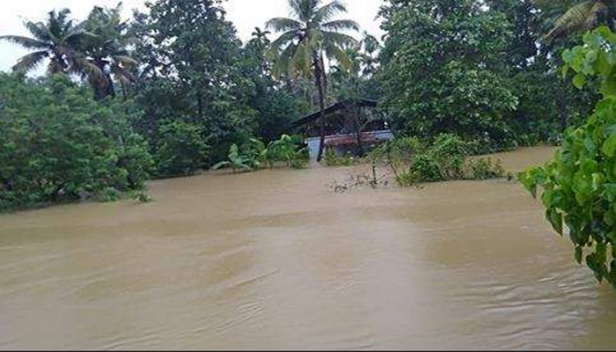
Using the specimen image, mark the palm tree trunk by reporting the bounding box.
[315,57,327,162]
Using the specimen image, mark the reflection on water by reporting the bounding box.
[1,146,615,350]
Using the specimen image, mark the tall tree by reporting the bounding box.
[378,0,518,150]
[78,4,139,100]
[266,0,359,162]
[0,9,90,74]
[131,0,258,164]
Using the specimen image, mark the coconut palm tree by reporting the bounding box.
[359,32,380,77]
[535,0,616,40]
[266,0,359,162]
[250,27,271,49]
[0,9,91,74]
[78,5,138,100]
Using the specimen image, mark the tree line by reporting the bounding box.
[0,0,614,211]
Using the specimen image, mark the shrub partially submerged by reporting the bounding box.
[0,74,153,211]
[323,148,360,167]
[154,121,210,178]
[369,134,505,186]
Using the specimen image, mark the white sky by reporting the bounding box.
[0,0,385,73]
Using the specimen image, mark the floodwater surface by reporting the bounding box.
[1,146,616,350]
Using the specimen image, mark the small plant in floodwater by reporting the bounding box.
[466,157,505,180]
[339,134,509,190]
[329,173,390,194]
[131,191,153,203]
[323,148,360,167]
[94,187,122,203]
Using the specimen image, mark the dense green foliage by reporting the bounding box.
[154,121,210,177]
[131,0,259,166]
[520,27,616,286]
[378,0,518,148]
[0,74,152,210]
[377,0,601,152]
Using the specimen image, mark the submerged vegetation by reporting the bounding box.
[368,134,506,187]
[213,134,309,172]
[0,74,152,211]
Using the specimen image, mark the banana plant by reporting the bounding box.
[212,144,255,173]
[265,134,309,168]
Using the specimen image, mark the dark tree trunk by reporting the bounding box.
[93,60,115,101]
[315,57,327,162]
[354,103,365,156]
[121,80,128,101]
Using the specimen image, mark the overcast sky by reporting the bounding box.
[0,0,385,73]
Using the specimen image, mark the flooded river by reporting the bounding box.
[1,146,615,350]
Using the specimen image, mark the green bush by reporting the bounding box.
[520,27,616,287]
[323,149,359,167]
[0,74,153,211]
[467,158,505,180]
[379,1,518,148]
[370,134,506,186]
[408,154,444,183]
[430,134,468,179]
[154,121,210,177]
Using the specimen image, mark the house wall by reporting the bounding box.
[305,130,395,161]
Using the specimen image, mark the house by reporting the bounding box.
[292,98,394,161]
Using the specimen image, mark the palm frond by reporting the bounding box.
[23,21,51,42]
[322,31,357,48]
[111,64,135,83]
[0,35,49,50]
[324,41,352,70]
[314,0,348,24]
[322,19,359,32]
[70,57,105,81]
[287,0,305,20]
[56,9,72,29]
[272,43,297,78]
[12,51,48,73]
[545,1,598,39]
[295,0,319,23]
[361,32,380,54]
[291,40,313,78]
[115,55,139,68]
[266,17,303,32]
[48,10,71,39]
[585,1,609,28]
[270,30,300,51]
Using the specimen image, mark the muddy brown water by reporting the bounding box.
[1,146,616,350]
